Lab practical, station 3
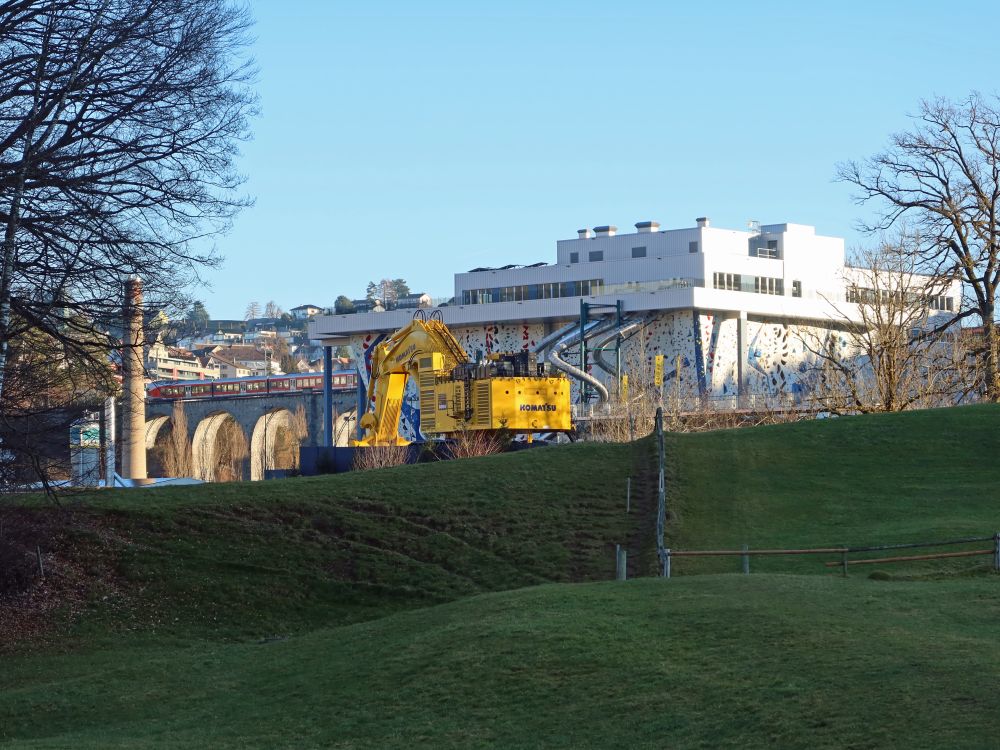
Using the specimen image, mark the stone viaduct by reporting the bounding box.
[145,391,357,481]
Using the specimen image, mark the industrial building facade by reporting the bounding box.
[309,218,959,438]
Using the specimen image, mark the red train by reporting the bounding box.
[147,372,358,401]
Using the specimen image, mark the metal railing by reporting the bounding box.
[661,533,1000,578]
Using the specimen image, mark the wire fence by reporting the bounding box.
[662,534,1000,577]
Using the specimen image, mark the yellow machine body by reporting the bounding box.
[353,316,572,447]
[419,375,571,435]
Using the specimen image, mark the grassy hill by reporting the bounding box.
[5,576,1000,748]
[3,405,1000,747]
[661,404,1000,576]
[2,440,638,644]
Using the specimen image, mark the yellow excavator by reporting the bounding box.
[353,311,572,446]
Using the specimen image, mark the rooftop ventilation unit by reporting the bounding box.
[593,225,617,237]
[578,228,594,239]
[696,217,710,228]
[635,221,660,233]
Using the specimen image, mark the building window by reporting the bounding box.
[792,280,802,298]
[754,276,784,295]
[689,241,699,254]
[589,250,603,262]
[632,246,646,258]
[713,272,742,291]
[929,295,954,311]
[570,252,579,263]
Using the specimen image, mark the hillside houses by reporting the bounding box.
[145,303,355,384]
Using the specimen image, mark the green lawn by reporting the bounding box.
[2,405,999,748]
[4,575,1000,749]
[661,404,1000,576]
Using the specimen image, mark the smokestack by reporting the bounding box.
[122,277,146,480]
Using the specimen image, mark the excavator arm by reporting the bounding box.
[355,317,469,446]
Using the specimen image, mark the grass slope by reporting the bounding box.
[4,405,1000,747]
[662,404,1000,575]
[4,441,636,643]
[5,576,1000,749]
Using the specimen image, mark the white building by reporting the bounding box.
[291,304,324,320]
[146,340,220,381]
[310,218,960,421]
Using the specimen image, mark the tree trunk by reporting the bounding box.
[983,316,1000,401]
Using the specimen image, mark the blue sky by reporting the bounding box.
[200,0,1000,319]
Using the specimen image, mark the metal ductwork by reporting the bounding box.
[533,320,579,360]
[546,319,617,403]
[592,318,646,376]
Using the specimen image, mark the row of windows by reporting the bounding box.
[847,288,955,311]
[570,243,700,263]
[462,279,604,305]
[713,273,797,297]
[153,375,345,399]
[713,272,742,291]
[755,276,784,295]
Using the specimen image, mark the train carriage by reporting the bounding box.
[147,372,358,401]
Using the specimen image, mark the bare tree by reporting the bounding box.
[0,0,255,486]
[160,402,192,477]
[214,417,247,482]
[839,93,1000,399]
[801,239,970,413]
[244,301,261,321]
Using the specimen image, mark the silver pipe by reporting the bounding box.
[593,318,645,376]
[547,320,613,402]
[533,320,578,357]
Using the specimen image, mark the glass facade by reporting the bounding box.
[462,279,604,305]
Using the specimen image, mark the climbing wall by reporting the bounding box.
[744,320,831,397]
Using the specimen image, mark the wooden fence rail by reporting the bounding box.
[662,532,1000,578]
[823,549,994,567]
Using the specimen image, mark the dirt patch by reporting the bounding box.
[0,506,129,651]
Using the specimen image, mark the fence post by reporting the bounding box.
[35,545,44,578]
[615,544,627,581]
[741,544,749,575]
[994,533,999,572]
[664,548,671,578]
[841,548,849,577]
[655,407,667,576]
[626,476,631,513]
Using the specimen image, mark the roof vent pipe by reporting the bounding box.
[635,221,660,234]
[593,225,617,237]
[696,217,710,228]
[578,228,594,239]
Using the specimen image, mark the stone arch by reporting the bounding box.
[145,415,171,478]
[192,411,247,482]
[333,408,357,447]
[145,415,170,451]
[249,408,303,480]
